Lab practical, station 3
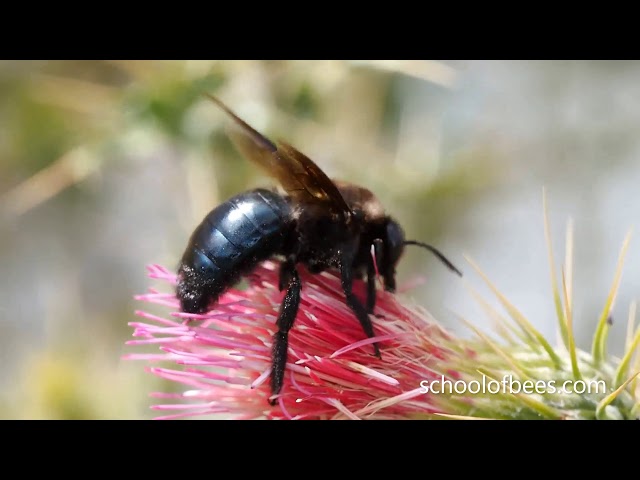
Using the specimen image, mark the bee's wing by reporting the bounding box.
[205,94,352,218]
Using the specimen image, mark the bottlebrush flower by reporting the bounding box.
[126,197,640,419]
[126,261,452,420]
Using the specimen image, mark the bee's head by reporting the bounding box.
[374,217,462,293]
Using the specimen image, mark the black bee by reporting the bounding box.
[177,94,462,405]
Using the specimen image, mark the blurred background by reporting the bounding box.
[1,60,639,419]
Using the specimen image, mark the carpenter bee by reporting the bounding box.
[177,94,462,405]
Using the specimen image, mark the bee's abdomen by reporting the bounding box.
[177,188,292,313]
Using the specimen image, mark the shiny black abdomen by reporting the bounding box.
[177,188,293,313]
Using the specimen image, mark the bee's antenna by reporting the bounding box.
[403,240,463,277]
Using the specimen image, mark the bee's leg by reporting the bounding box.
[340,245,381,359]
[366,260,387,320]
[270,259,301,406]
[366,260,377,314]
[278,255,296,291]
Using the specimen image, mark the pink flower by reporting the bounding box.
[125,262,458,420]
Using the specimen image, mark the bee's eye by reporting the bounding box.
[385,219,406,265]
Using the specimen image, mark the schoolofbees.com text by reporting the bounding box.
[419,374,607,395]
